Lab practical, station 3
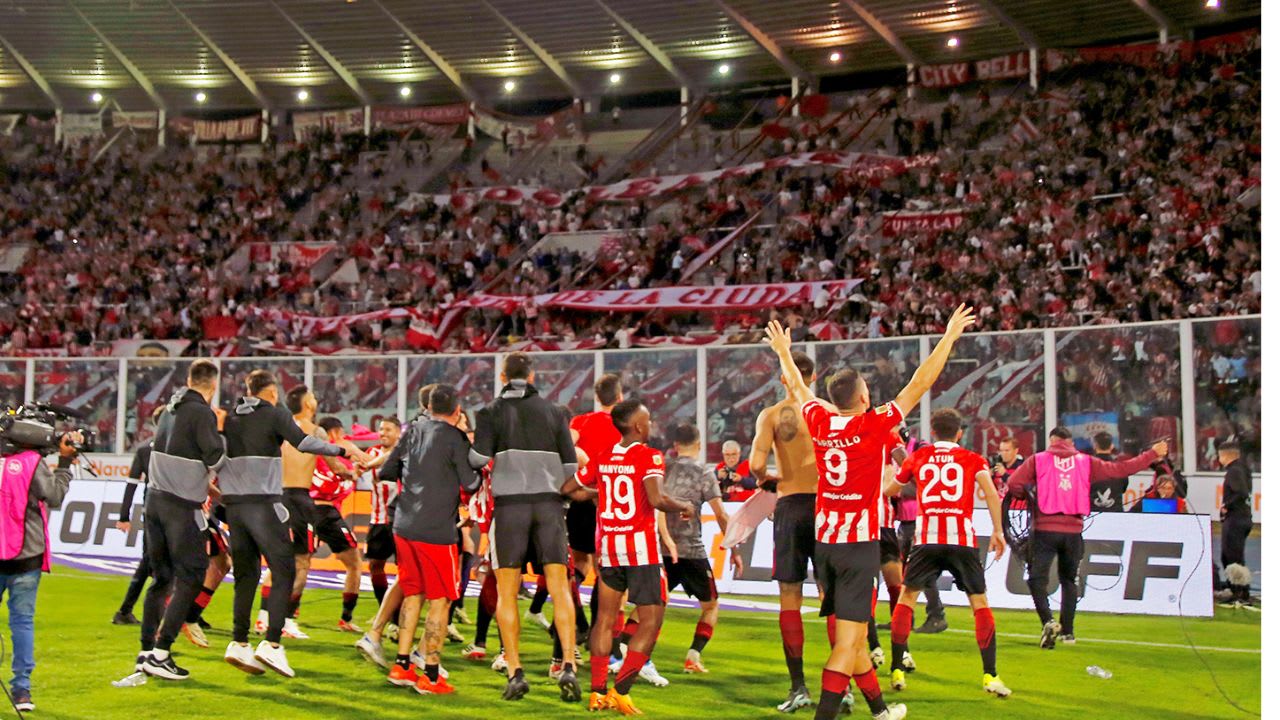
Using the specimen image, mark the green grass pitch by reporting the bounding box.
[20,567,1260,719]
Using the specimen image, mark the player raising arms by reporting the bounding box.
[747,350,823,712]
[562,399,696,716]
[884,407,1011,698]
[764,305,974,720]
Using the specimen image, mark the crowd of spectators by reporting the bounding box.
[0,34,1259,361]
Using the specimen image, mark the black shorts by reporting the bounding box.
[566,499,597,555]
[313,504,356,554]
[663,556,717,603]
[904,544,987,596]
[878,526,901,565]
[491,497,569,570]
[205,517,229,558]
[772,494,816,583]
[815,541,880,622]
[283,488,317,555]
[365,523,396,561]
[598,564,667,607]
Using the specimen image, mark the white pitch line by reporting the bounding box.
[950,628,1260,654]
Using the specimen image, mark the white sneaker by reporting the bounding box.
[870,646,886,668]
[254,640,295,678]
[182,623,209,649]
[639,661,669,687]
[282,618,310,640]
[872,704,908,720]
[386,622,400,642]
[901,650,916,671]
[608,655,624,674]
[446,624,465,643]
[453,608,472,626]
[491,651,508,673]
[224,641,266,675]
[525,610,552,630]
[254,609,268,635]
[355,633,387,668]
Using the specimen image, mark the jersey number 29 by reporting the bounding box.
[918,462,964,504]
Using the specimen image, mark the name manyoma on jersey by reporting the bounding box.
[599,463,638,474]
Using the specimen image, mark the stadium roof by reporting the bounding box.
[0,0,1259,112]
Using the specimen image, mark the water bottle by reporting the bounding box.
[1085,665,1112,680]
[111,671,148,688]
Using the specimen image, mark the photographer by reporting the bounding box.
[0,431,78,712]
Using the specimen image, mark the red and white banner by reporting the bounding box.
[917,52,1032,89]
[880,208,966,236]
[293,107,364,140]
[467,280,863,313]
[372,103,469,128]
[473,103,584,148]
[398,151,938,212]
[1009,113,1041,146]
[191,115,261,143]
[112,111,159,130]
[248,241,336,268]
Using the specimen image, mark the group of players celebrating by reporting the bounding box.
[117,303,1024,718]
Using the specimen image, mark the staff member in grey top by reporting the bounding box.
[472,352,580,702]
[138,359,226,682]
[220,369,348,679]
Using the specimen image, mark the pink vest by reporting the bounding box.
[895,437,922,522]
[0,451,49,572]
[1033,450,1092,516]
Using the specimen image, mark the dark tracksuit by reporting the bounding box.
[220,396,345,644]
[1219,458,1253,599]
[380,416,481,543]
[117,443,152,616]
[142,389,226,653]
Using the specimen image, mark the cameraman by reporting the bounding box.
[0,431,78,712]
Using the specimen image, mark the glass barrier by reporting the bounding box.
[218,359,306,410]
[407,355,497,419]
[34,360,118,452]
[814,338,923,438]
[125,360,192,450]
[527,352,596,418]
[313,359,399,430]
[1055,323,1183,462]
[603,350,698,453]
[706,346,785,465]
[932,331,1046,460]
[0,361,25,413]
[1192,318,1260,470]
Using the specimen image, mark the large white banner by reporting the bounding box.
[47,455,142,560]
[707,502,1216,617]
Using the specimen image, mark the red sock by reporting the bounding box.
[779,610,805,658]
[260,585,271,602]
[887,584,902,612]
[822,668,851,695]
[620,619,640,644]
[615,651,649,694]
[613,612,626,638]
[195,587,214,609]
[974,607,995,649]
[826,614,837,647]
[590,654,609,693]
[853,669,883,703]
[891,604,914,646]
[691,621,714,653]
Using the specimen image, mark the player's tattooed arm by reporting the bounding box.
[748,409,775,485]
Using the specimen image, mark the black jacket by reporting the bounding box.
[119,442,152,523]
[381,416,481,544]
[473,380,577,503]
[149,388,226,506]
[220,396,345,501]
[1221,459,1252,521]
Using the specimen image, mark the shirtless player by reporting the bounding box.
[749,351,825,713]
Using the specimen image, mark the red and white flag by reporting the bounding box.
[1010,114,1041,145]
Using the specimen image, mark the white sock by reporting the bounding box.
[152,649,170,661]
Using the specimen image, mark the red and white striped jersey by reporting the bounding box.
[367,445,397,526]
[468,467,494,534]
[311,455,356,504]
[576,442,664,568]
[803,400,904,544]
[895,441,989,548]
